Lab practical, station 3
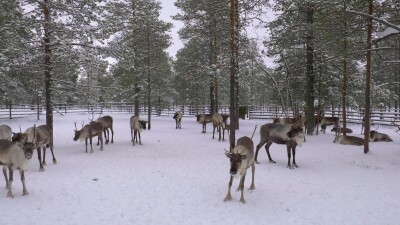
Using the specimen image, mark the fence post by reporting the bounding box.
[9,100,12,119]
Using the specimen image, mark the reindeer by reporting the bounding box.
[130,116,147,145]
[361,116,372,135]
[173,111,183,129]
[0,136,35,198]
[212,113,228,141]
[320,117,339,134]
[255,123,305,169]
[196,114,213,133]
[224,136,255,204]
[274,114,305,141]
[13,125,56,172]
[369,131,393,142]
[96,115,114,144]
[333,132,364,146]
[331,127,353,134]
[0,125,12,141]
[73,121,104,153]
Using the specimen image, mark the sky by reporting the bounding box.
[1,112,399,225]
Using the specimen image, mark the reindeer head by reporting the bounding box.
[225,146,248,177]
[287,127,305,147]
[139,120,148,130]
[73,122,84,141]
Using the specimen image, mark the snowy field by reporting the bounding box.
[1,113,400,225]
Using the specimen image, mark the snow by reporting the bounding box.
[1,113,400,225]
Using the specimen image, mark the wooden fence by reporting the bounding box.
[1,103,399,126]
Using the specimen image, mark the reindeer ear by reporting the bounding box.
[224,152,231,158]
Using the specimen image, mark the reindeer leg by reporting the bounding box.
[42,146,47,165]
[99,135,103,151]
[131,129,134,144]
[37,147,45,172]
[249,164,255,190]
[3,166,9,190]
[49,145,57,164]
[224,176,234,201]
[89,137,94,153]
[85,138,88,153]
[239,173,247,204]
[287,144,293,169]
[6,167,14,198]
[110,127,114,143]
[255,141,267,164]
[265,142,276,163]
[218,126,222,141]
[237,173,245,191]
[212,126,216,139]
[20,170,29,196]
[292,145,298,168]
[138,132,142,145]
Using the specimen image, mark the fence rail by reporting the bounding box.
[1,103,400,126]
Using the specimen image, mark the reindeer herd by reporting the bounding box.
[0,110,397,203]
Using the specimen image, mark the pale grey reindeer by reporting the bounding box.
[0,136,35,198]
[255,123,305,169]
[212,113,229,141]
[0,125,12,141]
[196,114,213,133]
[224,133,256,203]
[173,111,183,129]
[13,125,56,172]
[96,115,114,144]
[73,121,104,153]
[130,116,147,145]
[333,133,364,146]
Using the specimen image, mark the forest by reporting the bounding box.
[1,0,399,148]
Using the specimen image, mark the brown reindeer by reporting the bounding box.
[73,122,104,153]
[369,131,393,142]
[130,116,147,145]
[96,116,114,144]
[331,127,353,134]
[173,111,183,129]
[255,123,305,169]
[196,114,213,133]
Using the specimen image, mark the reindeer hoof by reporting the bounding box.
[224,194,232,201]
[53,159,57,164]
[23,190,29,196]
[6,192,14,198]
[269,160,276,164]
[239,199,246,204]
[39,167,45,172]
[249,185,255,190]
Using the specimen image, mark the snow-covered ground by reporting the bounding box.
[1,113,399,225]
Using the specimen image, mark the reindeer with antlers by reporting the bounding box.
[73,121,104,153]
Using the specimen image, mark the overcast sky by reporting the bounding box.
[159,0,184,59]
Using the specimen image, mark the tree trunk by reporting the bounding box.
[342,1,348,136]
[209,20,215,114]
[364,0,373,154]
[43,0,53,146]
[134,83,140,116]
[305,4,315,135]
[147,23,151,130]
[229,0,239,149]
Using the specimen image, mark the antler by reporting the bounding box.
[74,122,78,131]
[250,125,258,140]
[33,124,36,142]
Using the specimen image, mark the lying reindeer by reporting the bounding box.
[173,111,183,129]
[130,116,147,145]
[212,113,228,141]
[224,136,255,204]
[0,137,34,198]
[255,123,305,169]
[333,134,364,146]
[331,127,353,134]
[320,116,339,134]
[96,115,114,144]
[13,125,56,172]
[196,114,213,133]
[369,131,393,142]
[73,122,104,153]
